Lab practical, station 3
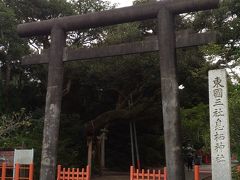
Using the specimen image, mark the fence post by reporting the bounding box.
[67,168,70,180]
[86,165,90,180]
[14,163,20,180]
[147,169,150,180]
[194,165,200,180]
[29,163,34,180]
[63,168,66,180]
[130,166,134,180]
[72,168,75,180]
[164,167,167,180]
[57,165,61,180]
[158,170,161,179]
[2,162,6,180]
[142,169,145,180]
[76,168,79,179]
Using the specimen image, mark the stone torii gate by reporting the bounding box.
[17,0,219,179]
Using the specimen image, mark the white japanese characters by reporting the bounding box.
[209,69,231,180]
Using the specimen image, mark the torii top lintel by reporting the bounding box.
[17,0,219,37]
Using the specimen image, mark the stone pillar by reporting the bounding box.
[209,69,231,180]
[157,8,185,180]
[40,25,65,180]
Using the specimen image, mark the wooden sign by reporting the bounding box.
[14,149,34,164]
[209,69,231,180]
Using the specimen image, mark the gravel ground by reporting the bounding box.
[91,167,212,180]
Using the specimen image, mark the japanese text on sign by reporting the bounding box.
[209,69,231,180]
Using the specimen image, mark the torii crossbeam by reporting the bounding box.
[17,0,219,180]
[22,31,216,65]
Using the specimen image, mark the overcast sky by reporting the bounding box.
[106,0,134,7]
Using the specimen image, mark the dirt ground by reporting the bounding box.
[92,175,129,180]
[91,166,212,180]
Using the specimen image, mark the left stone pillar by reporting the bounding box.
[40,25,66,180]
[157,8,185,180]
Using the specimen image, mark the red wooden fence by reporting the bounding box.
[130,166,167,180]
[0,163,34,180]
[57,165,90,180]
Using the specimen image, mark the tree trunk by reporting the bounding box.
[4,56,11,111]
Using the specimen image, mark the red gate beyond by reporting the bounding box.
[130,166,167,180]
[57,165,90,180]
[0,163,34,180]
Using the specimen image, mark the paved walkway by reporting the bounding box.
[186,165,212,180]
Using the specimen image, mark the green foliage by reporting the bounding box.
[0,1,15,47]
[58,114,87,167]
[0,108,31,142]
[104,22,143,45]
[0,1,30,112]
[5,0,74,21]
[67,0,115,47]
[177,48,213,107]
[229,83,240,157]
[194,0,240,81]
[0,1,28,57]
[0,108,44,178]
[181,104,210,150]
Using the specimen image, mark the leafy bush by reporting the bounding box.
[0,108,31,141]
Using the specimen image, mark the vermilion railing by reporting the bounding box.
[130,166,167,180]
[57,165,90,180]
[0,163,34,180]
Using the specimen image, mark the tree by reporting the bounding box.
[60,0,223,170]
[190,0,240,155]
[0,108,31,145]
[228,83,240,159]
[190,0,240,81]
[0,1,30,112]
[181,104,210,150]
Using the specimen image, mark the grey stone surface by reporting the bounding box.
[209,69,231,180]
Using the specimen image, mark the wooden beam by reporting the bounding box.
[17,0,219,37]
[22,31,216,65]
